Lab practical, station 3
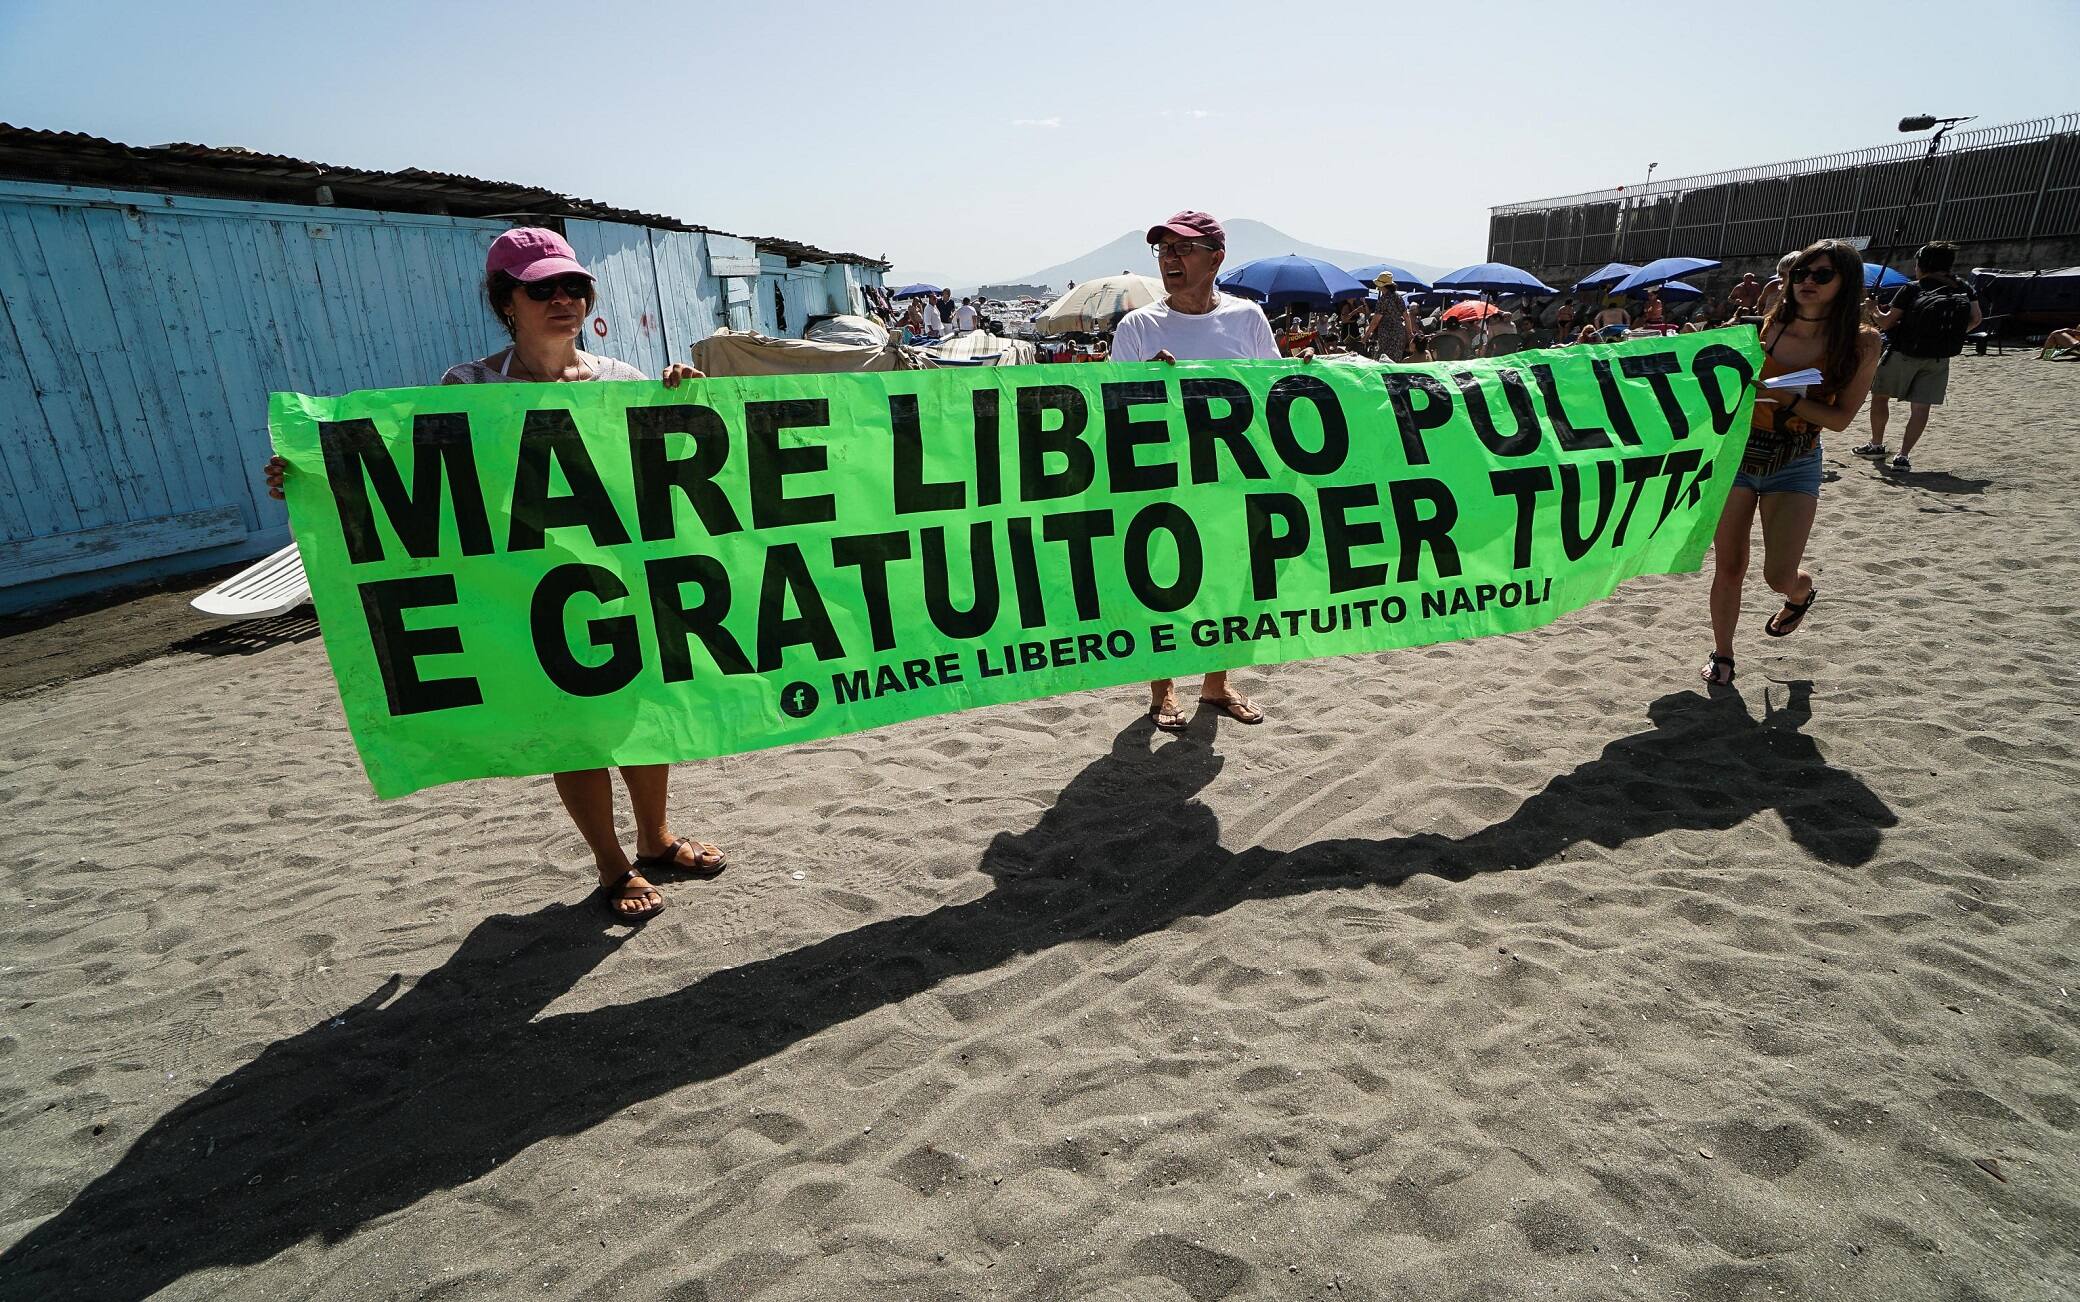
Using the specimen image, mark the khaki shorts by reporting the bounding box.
[1874,350,1951,404]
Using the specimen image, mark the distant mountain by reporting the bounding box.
[1003,219,1452,293]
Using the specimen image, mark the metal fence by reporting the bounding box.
[1489,113,2080,271]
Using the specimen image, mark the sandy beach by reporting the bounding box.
[1,353,2076,1301]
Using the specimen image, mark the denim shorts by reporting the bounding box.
[1734,447,1823,497]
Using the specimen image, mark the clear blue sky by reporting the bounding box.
[4,0,2076,287]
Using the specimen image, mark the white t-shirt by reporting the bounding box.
[953,304,979,331]
[1111,292,1279,362]
[921,301,945,333]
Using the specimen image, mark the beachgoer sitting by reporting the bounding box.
[2040,324,2080,359]
[1728,272,1763,316]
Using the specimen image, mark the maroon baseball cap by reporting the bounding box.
[1146,211,1225,247]
[486,227,591,282]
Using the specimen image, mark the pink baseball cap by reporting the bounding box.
[486,227,591,282]
[1146,211,1226,247]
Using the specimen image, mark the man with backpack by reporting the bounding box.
[1854,241,1980,471]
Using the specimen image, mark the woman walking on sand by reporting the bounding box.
[1700,239,1882,686]
[265,228,724,923]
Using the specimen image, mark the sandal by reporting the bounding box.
[1148,700,1188,732]
[1198,694,1265,724]
[634,836,728,879]
[1850,442,1888,457]
[598,868,664,923]
[1765,588,1817,638]
[1700,652,1735,685]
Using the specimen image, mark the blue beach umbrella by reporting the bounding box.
[1629,279,1704,300]
[1864,264,1912,289]
[1216,254,1370,307]
[1434,261,1558,295]
[1348,262,1432,292]
[892,283,944,299]
[1574,262,1638,292]
[1611,257,1721,296]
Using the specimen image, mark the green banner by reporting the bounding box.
[272,329,1761,797]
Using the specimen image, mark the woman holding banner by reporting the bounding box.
[1700,239,1881,686]
[264,228,719,923]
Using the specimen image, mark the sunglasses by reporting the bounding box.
[1151,240,1218,259]
[1788,265,1838,285]
[522,275,594,302]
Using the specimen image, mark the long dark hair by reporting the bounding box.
[1760,239,1866,395]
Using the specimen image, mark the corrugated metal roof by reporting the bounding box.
[0,122,888,269]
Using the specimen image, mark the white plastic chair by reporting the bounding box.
[190,543,311,619]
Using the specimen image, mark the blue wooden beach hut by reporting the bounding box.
[0,125,888,614]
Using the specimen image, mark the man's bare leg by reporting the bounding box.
[1898,402,1933,459]
[1147,678,1186,730]
[1197,670,1264,724]
[1853,394,1891,457]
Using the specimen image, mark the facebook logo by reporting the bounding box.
[778,681,820,719]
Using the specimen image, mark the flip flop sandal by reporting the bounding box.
[1199,695,1265,724]
[635,836,728,879]
[1765,589,1817,638]
[1700,652,1736,685]
[598,868,664,923]
[1148,703,1188,732]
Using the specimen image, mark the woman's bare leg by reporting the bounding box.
[1758,490,1820,613]
[1709,488,1759,659]
[553,768,657,916]
[620,764,722,869]
[554,768,628,873]
[619,764,675,858]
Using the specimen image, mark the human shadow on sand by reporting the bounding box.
[1880,467,1993,495]
[0,685,1895,1300]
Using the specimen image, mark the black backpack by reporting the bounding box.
[1890,280,1975,358]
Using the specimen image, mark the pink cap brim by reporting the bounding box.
[508,256,591,282]
[1146,222,1216,245]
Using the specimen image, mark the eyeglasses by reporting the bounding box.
[1788,265,1838,285]
[1151,241,1218,260]
[522,275,594,302]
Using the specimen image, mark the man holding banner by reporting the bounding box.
[1113,210,1280,731]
